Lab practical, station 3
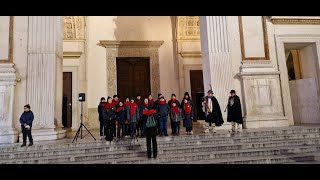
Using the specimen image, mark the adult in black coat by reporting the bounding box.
[19,104,34,147]
[105,97,116,142]
[203,90,224,133]
[226,90,243,132]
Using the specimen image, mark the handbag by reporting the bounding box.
[146,115,156,128]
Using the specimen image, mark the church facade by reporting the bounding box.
[1,16,320,143]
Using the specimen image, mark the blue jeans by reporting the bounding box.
[159,115,168,135]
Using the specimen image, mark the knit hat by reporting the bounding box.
[24,104,30,109]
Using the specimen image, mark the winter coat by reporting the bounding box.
[19,111,34,127]
[98,102,107,121]
[127,103,140,123]
[117,108,126,125]
[227,95,243,124]
[170,108,182,122]
[182,104,193,128]
[156,103,170,117]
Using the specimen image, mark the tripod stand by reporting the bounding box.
[129,123,140,150]
[72,101,96,143]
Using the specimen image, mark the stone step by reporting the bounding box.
[2,142,320,164]
[170,152,320,164]
[71,145,320,164]
[1,135,320,161]
[1,131,320,153]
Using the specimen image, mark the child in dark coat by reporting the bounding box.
[182,99,194,135]
[170,101,182,135]
[116,102,126,141]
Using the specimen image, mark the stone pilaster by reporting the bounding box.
[200,16,233,129]
[22,16,66,141]
[0,64,18,143]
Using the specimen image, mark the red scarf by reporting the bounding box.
[124,101,130,107]
[112,99,119,105]
[170,98,176,108]
[99,102,106,107]
[106,102,114,110]
[159,100,166,104]
[184,103,191,115]
[143,109,157,115]
[136,99,142,106]
[172,106,179,114]
[130,102,138,116]
[117,106,124,112]
[143,103,149,107]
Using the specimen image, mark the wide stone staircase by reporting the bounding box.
[1,126,320,164]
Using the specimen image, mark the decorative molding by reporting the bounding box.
[0,16,14,64]
[63,51,83,59]
[98,41,163,48]
[63,16,85,40]
[98,41,163,98]
[270,16,320,25]
[179,51,202,58]
[238,16,270,60]
[239,71,281,77]
[177,16,200,41]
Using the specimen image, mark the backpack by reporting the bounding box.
[146,115,156,128]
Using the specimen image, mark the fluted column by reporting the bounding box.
[200,16,233,116]
[24,16,66,141]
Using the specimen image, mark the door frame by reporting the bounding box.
[275,35,320,126]
[184,64,203,98]
[63,66,79,131]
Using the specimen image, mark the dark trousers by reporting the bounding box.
[173,121,180,134]
[21,125,33,144]
[186,127,193,132]
[156,116,160,134]
[130,122,137,138]
[159,115,168,135]
[125,124,131,136]
[104,121,114,141]
[170,117,174,134]
[113,122,117,137]
[146,135,157,158]
[136,121,143,136]
[99,120,104,136]
[117,123,125,138]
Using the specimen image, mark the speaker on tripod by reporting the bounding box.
[72,93,96,143]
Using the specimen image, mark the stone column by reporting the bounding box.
[200,16,233,129]
[23,16,66,141]
[0,64,18,143]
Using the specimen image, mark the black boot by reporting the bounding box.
[21,143,26,147]
[28,142,33,146]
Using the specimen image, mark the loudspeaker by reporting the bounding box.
[79,93,86,102]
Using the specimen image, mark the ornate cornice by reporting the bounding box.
[98,41,164,48]
[270,16,320,25]
[63,16,85,40]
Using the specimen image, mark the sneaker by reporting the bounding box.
[204,129,209,133]
[190,131,193,135]
[100,136,103,140]
[164,134,169,136]
[213,130,217,133]
[21,144,26,147]
[28,142,33,146]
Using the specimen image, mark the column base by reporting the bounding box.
[18,128,67,142]
[243,116,289,129]
[0,128,19,143]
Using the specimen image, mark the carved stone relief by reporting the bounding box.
[63,16,85,40]
[177,16,200,40]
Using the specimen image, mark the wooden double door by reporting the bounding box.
[116,57,151,100]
